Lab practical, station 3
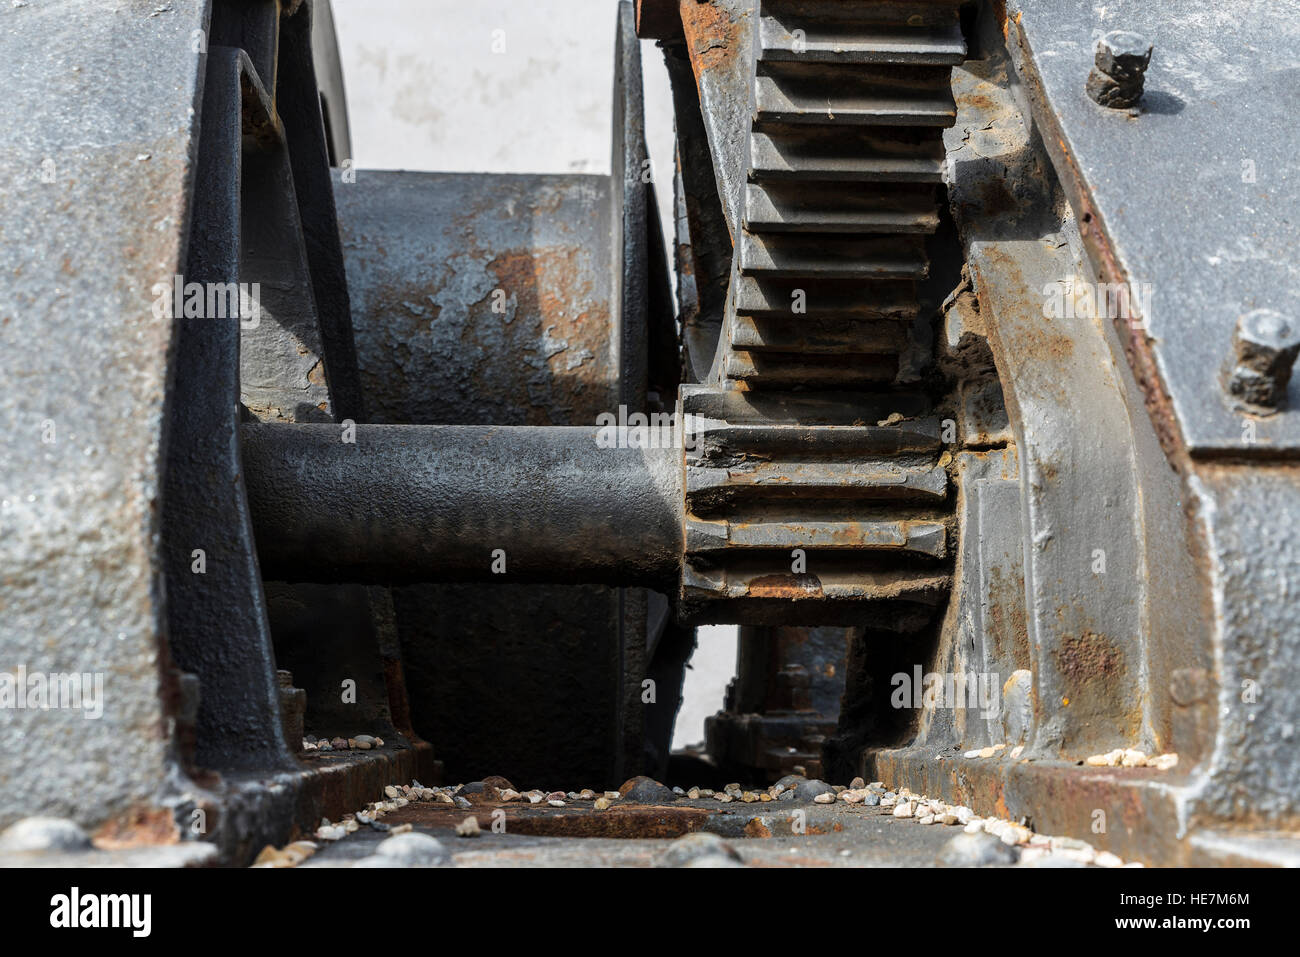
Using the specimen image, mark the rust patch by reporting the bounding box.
[395,802,711,839]
[1056,632,1126,690]
[744,817,773,838]
[479,246,613,422]
[93,805,179,849]
[747,574,825,599]
[681,0,742,73]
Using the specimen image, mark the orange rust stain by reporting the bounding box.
[681,0,742,73]
[747,574,824,599]
[93,805,179,849]
[745,818,774,839]
[480,247,614,421]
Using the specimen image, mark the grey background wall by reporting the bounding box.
[329,0,736,750]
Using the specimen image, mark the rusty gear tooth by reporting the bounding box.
[681,1,963,626]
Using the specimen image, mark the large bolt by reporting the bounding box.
[1224,309,1300,411]
[1086,31,1153,109]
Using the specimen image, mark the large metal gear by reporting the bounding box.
[680,0,965,628]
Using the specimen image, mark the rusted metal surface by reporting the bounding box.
[680,0,753,236]
[942,19,1203,765]
[333,171,615,427]
[0,0,209,834]
[400,802,712,840]
[323,4,674,791]
[162,46,298,774]
[637,0,684,41]
[1005,0,1300,456]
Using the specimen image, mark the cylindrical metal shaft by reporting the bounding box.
[241,423,683,588]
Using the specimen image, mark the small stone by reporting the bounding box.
[389,824,412,835]
[936,831,1019,867]
[724,782,742,797]
[384,785,400,799]
[760,793,772,802]
[1085,748,1125,767]
[330,737,348,750]
[453,796,472,809]
[594,797,612,810]
[1120,749,1148,768]
[672,786,685,795]
[978,747,996,758]
[687,788,701,799]
[793,779,835,802]
[455,816,481,838]
[949,806,975,825]
[893,801,916,818]
[862,791,881,807]
[252,845,295,868]
[656,832,743,868]
[1095,851,1124,868]
[964,821,983,834]
[544,790,565,802]
[918,814,936,825]
[567,792,580,800]
[869,782,884,790]
[880,793,898,808]
[526,791,545,804]
[603,791,621,801]
[699,788,715,797]
[1021,852,1087,868]
[437,792,454,805]
[1150,753,1179,770]
[354,734,376,747]
[578,789,596,800]
[315,825,347,841]
[500,789,520,802]
[548,799,566,807]
[849,776,866,790]
[742,791,759,803]
[813,792,835,804]
[777,789,795,802]
[461,782,504,803]
[619,776,679,804]
[842,790,864,805]
[964,749,982,758]
[1010,746,1024,759]
[1000,824,1033,846]
[715,792,733,803]
[0,817,92,853]
[373,831,449,866]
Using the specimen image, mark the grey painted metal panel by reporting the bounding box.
[0,0,211,829]
[1007,0,1300,453]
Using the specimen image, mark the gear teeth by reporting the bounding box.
[680,2,964,626]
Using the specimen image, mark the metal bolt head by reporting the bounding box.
[1225,309,1300,410]
[1095,31,1153,81]
[1088,32,1153,109]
